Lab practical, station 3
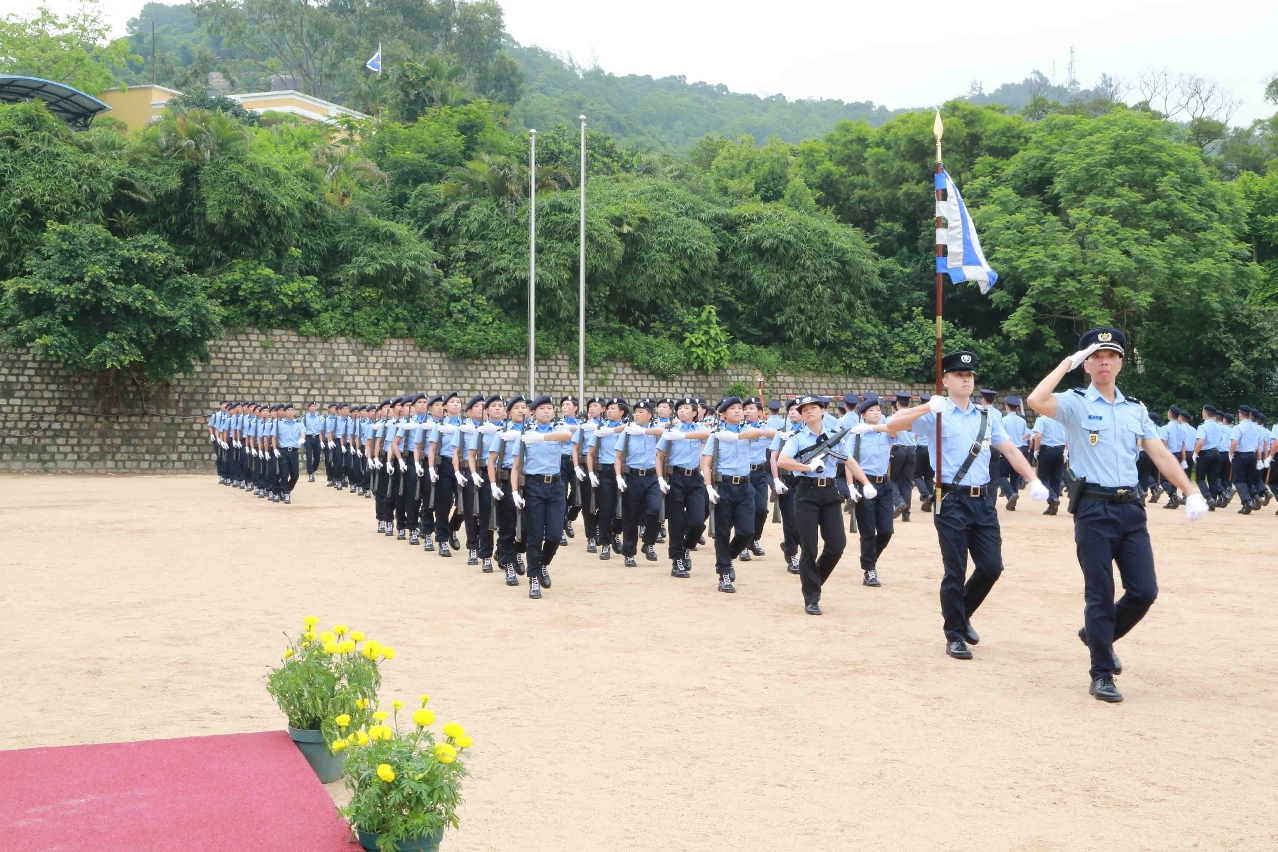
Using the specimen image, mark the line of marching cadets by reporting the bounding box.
[203,328,1275,703]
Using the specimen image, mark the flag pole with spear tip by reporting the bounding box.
[933,109,944,500]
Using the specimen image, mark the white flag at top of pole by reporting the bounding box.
[935,169,997,294]
[366,46,382,74]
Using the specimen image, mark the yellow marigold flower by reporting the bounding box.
[319,631,336,644]
[335,714,351,728]
[381,647,396,660]
[434,743,456,764]
[356,731,369,746]
[333,624,348,637]
[392,700,403,711]
[303,616,319,627]
[442,723,464,739]
[283,648,294,659]
[377,763,395,783]
[303,630,317,642]
[331,740,347,752]
[355,698,368,710]
[347,733,358,744]
[365,640,381,655]
[373,711,389,721]
[339,640,356,654]
[455,735,473,750]
[419,694,430,706]
[412,709,435,727]
[322,642,338,654]
[350,631,364,642]
[370,726,393,742]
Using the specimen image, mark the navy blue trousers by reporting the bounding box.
[524,476,566,575]
[622,471,662,557]
[713,478,755,575]
[853,482,894,571]
[664,471,707,563]
[934,489,1004,642]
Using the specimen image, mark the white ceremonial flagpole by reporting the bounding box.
[529,128,537,399]
[578,115,586,405]
[377,42,381,76]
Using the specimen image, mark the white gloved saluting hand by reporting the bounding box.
[1067,342,1102,371]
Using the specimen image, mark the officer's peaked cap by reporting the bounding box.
[942,351,977,373]
[1079,326,1126,355]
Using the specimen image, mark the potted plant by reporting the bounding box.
[338,695,472,852]
[266,616,393,782]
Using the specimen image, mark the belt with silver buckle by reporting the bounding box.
[631,467,655,477]
[941,484,987,497]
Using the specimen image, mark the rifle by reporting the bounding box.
[792,427,851,467]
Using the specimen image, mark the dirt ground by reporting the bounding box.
[5,473,1277,850]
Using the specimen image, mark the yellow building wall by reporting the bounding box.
[96,85,179,130]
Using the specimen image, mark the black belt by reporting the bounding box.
[940,484,989,497]
[674,466,699,477]
[750,463,766,471]
[630,467,655,477]
[498,469,512,482]
[867,474,887,484]
[1080,485,1141,504]
[796,477,836,488]
[533,474,560,484]
[720,475,748,485]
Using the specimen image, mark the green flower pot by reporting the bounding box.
[356,828,444,851]
[287,726,346,783]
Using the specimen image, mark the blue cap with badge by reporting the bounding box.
[1078,326,1126,355]
[941,351,977,373]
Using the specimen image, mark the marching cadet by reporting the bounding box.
[399,394,428,542]
[302,402,324,482]
[1231,405,1264,514]
[262,404,281,501]
[489,395,529,585]
[1192,404,1225,508]
[655,397,712,577]
[466,395,505,572]
[559,396,582,545]
[324,403,339,488]
[700,396,775,594]
[776,396,872,614]
[999,395,1030,509]
[426,392,465,555]
[848,395,896,587]
[209,401,229,484]
[371,401,395,533]
[913,395,936,513]
[587,398,629,560]
[383,398,407,536]
[837,394,861,429]
[741,398,777,561]
[276,403,303,503]
[1158,406,1186,508]
[1027,327,1206,703]
[769,399,803,574]
[511,396,576,598]
[978,389,1011,510]
[1219,412,1236,502]
[458,395,487,564]
[616,399,667,567]
[889,393,918,521]
[332,403,349,491]
[1031,412,1068,515]
[766,400,785,431]
[886,351,1047,660]
[572,396,605,552]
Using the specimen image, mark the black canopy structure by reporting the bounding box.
[0,75,112,129]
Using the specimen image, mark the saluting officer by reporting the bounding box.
[510,396,575,599]
[886,351,1047,660]
[1027,327,1206,703]
[701,397,774,593]
[656,397,712,578]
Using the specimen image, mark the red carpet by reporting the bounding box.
[0,731,355,852]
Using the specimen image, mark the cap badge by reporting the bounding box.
[1098,332,1112,342]
[961,354,972,363]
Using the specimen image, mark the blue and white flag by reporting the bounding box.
[935,169,997,294]
[366,48,382,74]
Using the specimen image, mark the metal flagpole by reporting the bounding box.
[529,129,537,399]
[377,42,381,76]
[579,115,586,404]
[933,110,945,498]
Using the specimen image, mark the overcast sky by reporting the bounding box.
[86,0,1278,123]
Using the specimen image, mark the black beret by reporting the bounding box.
[1169,405,1182,417]
[586,396,606,406]
[441,391,459,404]
[857,395,882,414]
[675,397,697,409]
[530,394,554,410]
[1239,404,1253,414]
[485,394,504,407]
[767,400,781,411]
[465,394,485,410]
[606,397,630,410]
[425,394,442,406]
[560,395,579,406]
[717,396,743,412]
[941,351,977,373]
[327,402,337,408]
[1222,412,1234,423]
[784,398,799,411]
[634,398,656,412]
[507,394,526,408]
[1203,404,1218,414]
[337,401,350,408]
[380,399,393,408]
[657,397,673,406]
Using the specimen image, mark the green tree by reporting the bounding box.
[0,2,137,95]
[1,222,223,384]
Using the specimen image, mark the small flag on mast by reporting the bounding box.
[366,44,382,74]
[935,170,997,294]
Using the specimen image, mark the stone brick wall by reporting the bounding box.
[0,330,934,472]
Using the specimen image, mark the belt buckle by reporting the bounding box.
[637,468,648,476]
[733,476,744,485]
[969,486,982,498]
[815,477,827,487]
[543,475,555,484]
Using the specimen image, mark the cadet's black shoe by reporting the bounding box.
[439,542,452,557]
[482,558,493,573]
[564,522,575,538]
[586,538,597,553]
[308,474,315,482]
[1045,502,1058,516]
[283,493,291,504]
[893,501,905,519]
[516,555,526,575]
[727,565,736,582]
[539,567,551,588]
[644,544,658,561]
[364,490,371,499]
[920,498,934,513]
[805,602,822,615]
[378,521,386,533]
[946,640,973,660]
[738,550,753,562]
[560,532,568,547]
[787,554,800,575]
[599,546,611,561]
[397,530,407,541]
[1006,494,1018,511]
[718,574,735,593]
[1264,492,1272,506]
[1148,490,1160,504]
[505,565,519,586]
[965,624,980,645]
[409,531,420,546]
[1077,627,1122,674]
[528,576,542,599]
[467,550,478,565]
[451,534,461,551]
[656,528,666,544]
[1163,495,1180,509]
[699,534,706,545]
[1239,503,1252,515]
[624,556,637,567]
[385,524,394,537]
[422,534,435,552]
[1089,676,1123,703]
[901,511,911,522]
[863,569,880,587]
[682,553,693,573]
[613,535,623,551]
[672,560,689,578]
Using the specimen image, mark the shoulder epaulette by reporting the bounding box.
[1126,396,1142,405]
[1071,388,1086,396]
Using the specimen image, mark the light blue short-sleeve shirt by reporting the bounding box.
[1052,385,1158,488]
[910,399,1009,487]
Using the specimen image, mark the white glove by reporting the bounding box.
[663,430,687,441]
[658,477,670,493]
[715,431,739,442]
[522,432,544,444]
[397,458,407,472]
[273,448,280,459]
[807,459,824,472]
[846,489,860,504]
[772,476,788,494]
[1067,342,1102,371]
[490,483,504,500]
[1183,492,1208,522]
[478,422,501,434]
[588,472,599,487]
[1266,458,1273,469]
[624,424,645,436]
[594,425,615,436]
[341,444,348,453]
[706,485,719,504]
[574,466,587,481]
[849,423,875,435]
[460,423,477,434]
[617,477,628,493]
[501,429,522,441]
[512,491,525,509]
[356,447,363,457]
[414,462,424,477]
[251,448,259,458]
[1029,479,1050,501]
[328,440,336,449]
[927,395,946,414]
[428,467,439,482]
[372,458,382,470]
[209,433,216,443]
[1257,459,1265,471]
[471,472,484,487]
[437,424,458,435]
[1179,460,1188,470]
[233,439,241,448]
[862,482,877,500]
[218,440,228,449]
[583,421,599,432]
